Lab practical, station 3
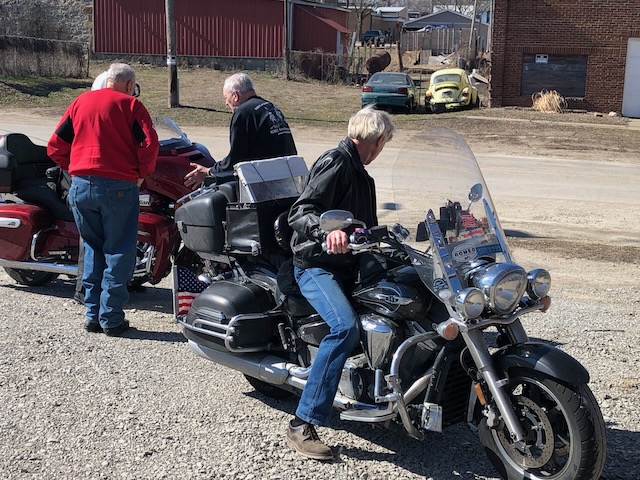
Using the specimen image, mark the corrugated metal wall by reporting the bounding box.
[94,0,284,58]
[294,7,337,53]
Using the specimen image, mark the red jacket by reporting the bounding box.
[47,88,159,183]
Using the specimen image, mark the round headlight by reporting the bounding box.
[471,263,527,314]
[527,268,551,299]
[455,288,485,319]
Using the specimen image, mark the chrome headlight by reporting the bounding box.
[527,268,551,299]
[471,263,527,314]
[455,288,485,319]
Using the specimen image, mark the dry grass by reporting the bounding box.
[531,89,568,113]
[0,60,635,159]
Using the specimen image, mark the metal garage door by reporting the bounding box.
[622,38,640,118]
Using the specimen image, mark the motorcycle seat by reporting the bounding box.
[273,210,292,252]
[14,177,75,223]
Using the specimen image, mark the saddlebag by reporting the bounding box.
[185,279,280,351]
[175,183,236,258]
[0,204,53,261]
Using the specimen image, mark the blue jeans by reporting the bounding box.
[294,266,360,426]
[68,176,139,329]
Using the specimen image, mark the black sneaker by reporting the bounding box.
[285,421,333,461]
[103,320,130,337]
[84,321,102,333]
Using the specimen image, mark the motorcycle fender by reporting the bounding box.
[137,212,179,280]
[0,204,53,261]
[492,342,590,385]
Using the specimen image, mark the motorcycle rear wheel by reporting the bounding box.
[4,268,58,286]
[478,370,606,480]
[244,375,294,400]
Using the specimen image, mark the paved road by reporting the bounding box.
[2,110,638,249]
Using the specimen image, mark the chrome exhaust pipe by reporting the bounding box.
[188,340,297,385]
[0,258,78,276]
[188,340,396,413]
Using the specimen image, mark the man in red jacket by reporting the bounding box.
[48,63,159,336]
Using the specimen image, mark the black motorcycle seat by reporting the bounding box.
[14,177,75,222]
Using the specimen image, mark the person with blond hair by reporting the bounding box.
[285,106,396,460]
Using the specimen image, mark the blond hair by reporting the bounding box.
[348,106,395,143]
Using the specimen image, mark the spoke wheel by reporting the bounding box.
[478,370,606,480]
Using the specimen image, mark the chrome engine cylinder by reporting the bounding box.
[359,313,396,368]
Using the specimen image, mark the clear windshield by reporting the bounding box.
[153,115,192,149]
[389,127,513,303]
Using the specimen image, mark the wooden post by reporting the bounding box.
[165,0,179,107]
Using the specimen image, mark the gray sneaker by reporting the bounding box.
[285,421,333,461]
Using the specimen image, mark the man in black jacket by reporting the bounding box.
[184,73,297,187]
[285,106,396,460]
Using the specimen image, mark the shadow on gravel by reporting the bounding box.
[604,428,640,480]
[245,391,495,478]
[117,327,186,343]
[0,281,174,314]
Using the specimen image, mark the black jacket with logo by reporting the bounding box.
[288,137,377,272]
[211,95,297,173]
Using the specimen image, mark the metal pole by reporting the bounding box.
[283,0,290,80]
[468,0,478,63]
[165,0,179,107]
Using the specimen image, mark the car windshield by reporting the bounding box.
[370,74,407,85]
[433,73,461,84]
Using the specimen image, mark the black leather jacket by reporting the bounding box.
[288,137,377,271]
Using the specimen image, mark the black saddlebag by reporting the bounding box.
[185,279,280,351]
[175,183,236,257]
[225,198,297,255]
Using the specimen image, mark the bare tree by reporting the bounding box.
[348,0,379,40]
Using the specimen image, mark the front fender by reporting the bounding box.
[492,342,590,385]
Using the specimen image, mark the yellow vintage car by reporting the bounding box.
[425,68,480,113]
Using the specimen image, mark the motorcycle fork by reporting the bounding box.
[461,328,526,443]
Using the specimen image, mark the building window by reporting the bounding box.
[521,54,588,97]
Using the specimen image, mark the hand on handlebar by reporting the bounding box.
[325,230,349,255]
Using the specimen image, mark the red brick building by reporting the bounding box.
[490,0,640,116]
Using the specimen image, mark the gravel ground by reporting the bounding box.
[0,241,638,480]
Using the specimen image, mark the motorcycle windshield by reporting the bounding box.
[389,127,513,302]
[153,115,193,149]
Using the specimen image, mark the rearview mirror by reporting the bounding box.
[319,210,366,232]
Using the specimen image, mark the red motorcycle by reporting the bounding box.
[0,116,214,287]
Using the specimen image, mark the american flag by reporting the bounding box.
[173,265,208,316]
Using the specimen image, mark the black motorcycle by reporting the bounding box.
[172,128,606,480]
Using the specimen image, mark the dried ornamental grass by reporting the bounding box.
[531,89,568,113]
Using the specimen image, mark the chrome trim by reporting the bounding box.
[386,331,441,439]
[30,226,57,261]
[0,217,20,229]
[180,311,283,353]
[0,258,78,275]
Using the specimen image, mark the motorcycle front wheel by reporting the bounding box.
[4,268,58,286]
[478,370,606,480]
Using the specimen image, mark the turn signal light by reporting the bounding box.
[396,87,408,94]
[436,320,459,340]
[540,295,551,312]
[474,382,488,406]
[363,86,373,92]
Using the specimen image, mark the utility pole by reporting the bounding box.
[283,0,290,80]
[165,0,179,107]
[468,0,478,65]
